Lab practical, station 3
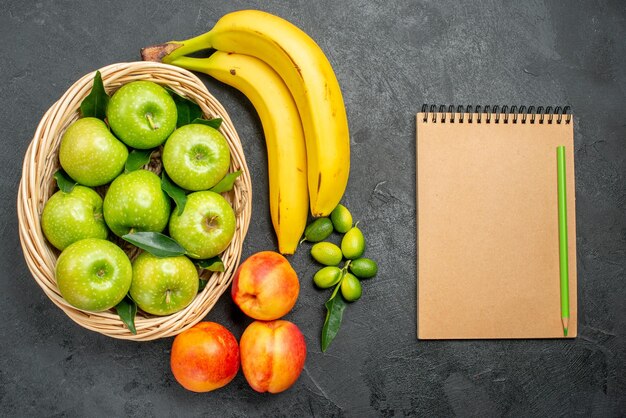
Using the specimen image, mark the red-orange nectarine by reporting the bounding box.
[170,322,240,392]
[231,251,300,320]
[239,320,307,393]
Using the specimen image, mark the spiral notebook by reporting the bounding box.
[417,105,577,339]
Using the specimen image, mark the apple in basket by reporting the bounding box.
[41,185,108,250]
[162,123,231,191]
[169,191,236,259]
[130,252,199,316]
[59,118,128,187]
[55,238,132,312]
[106,80,177,149]
[103,169,171,237]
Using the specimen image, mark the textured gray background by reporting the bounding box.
[1,0,625,416]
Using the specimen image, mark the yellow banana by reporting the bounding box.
[170,52,308,254]
[142,9,350,217]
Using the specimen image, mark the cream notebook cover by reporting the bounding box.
[416,106,577,339]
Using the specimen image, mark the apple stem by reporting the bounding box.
[165,289,171,305]
[145,113,158,130]
[204,215,218,231]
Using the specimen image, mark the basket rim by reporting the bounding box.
[17,61,252,341]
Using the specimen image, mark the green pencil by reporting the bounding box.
[557,146,570,336]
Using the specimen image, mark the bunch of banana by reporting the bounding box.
[141,9,350,254]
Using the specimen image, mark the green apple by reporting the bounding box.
[103,169,171,237]
[169,191,236,259]
[59,117,128,186]
[41,186,108,250]
[162,124,231,191]
[106,81,177,149]
[129,252,199,316]
[56,238,132,312]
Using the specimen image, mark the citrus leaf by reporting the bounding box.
[198,278,209,292]
[321,285,347,352]
[125,149,154,173]
[115,296,137,334]
[196,256,225,272]
[53,169,77,193]
[209,170,241,193]
[161,172,187,216]
[122,232,186,257]
[164,87,203,128]
[80,71,109,120]
[191,117,223,130]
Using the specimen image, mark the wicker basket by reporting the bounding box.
[17,62,252,341]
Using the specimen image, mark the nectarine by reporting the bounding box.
[170,322,240,392]
[239,320,307,393]
[231,251,300,320]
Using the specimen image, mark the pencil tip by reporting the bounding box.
[563,328,568,337]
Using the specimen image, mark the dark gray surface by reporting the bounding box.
[1,1,625,416]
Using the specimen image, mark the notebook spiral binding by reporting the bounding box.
[420,104,572,124]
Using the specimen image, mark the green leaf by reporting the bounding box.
[165,87,203,128]
[196,256,225,272]
[80,71,109,120]
[125,149,154,173]
[198,278,209,292]
[53,169,77,193]
[161,172,187,216]
[209,171,242,193]
[115,297,137,334]
[191,117,223,130]
[321,287,347,352]
[122,232,186,257]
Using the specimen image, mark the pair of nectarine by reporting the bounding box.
[170,251,306,394]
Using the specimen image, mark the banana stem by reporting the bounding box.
[140,31,214,63]
[169,56,215,73]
